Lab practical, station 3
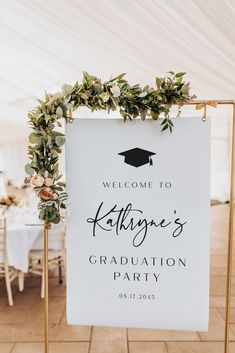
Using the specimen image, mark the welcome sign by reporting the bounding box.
[66,117,210,331]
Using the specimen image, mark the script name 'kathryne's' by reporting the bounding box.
[87,202,187,247]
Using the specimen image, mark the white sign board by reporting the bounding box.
[66,117,210,331]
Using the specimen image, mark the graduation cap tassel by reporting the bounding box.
[149,156,153,166]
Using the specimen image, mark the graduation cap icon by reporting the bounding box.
[118,147,156,167]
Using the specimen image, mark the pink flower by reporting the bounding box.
[53,193,58,200]
[31,175,44,187]
[44,178,53,187]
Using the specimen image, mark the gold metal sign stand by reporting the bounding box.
[44,222,49,353]
[43,99,235,353]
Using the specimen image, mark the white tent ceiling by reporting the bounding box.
[0,0,235,138]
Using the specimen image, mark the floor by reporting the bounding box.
[0,204,235,353]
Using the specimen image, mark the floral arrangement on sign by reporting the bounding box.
[25,71,195,225]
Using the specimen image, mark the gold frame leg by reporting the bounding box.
[44,222,49,353]
[224,103,235,353]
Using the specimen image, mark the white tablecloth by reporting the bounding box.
[1,223,65,273]
[6,224,43,272]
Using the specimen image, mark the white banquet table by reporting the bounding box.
[0,203,66,274]
[5,224,43,273]
[0,222,65,272]
[2,222,66,273]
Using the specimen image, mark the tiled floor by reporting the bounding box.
[0,204,235,353]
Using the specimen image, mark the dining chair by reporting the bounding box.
[28,224,66,298]
[0,218,20,306]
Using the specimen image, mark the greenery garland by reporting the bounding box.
[25,71,194,225]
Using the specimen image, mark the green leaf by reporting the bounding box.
[45,115,51,124]
[161,118,168,125]
[83,71,92,84]
[175,72,186,78]
[39,209,46,220]
[53,215,60,224]
[53,92,62,100]
[80,93,88,100]
[25,163,35,176]
[29,132,42,144]
[73,81,79,90]
[161,124,169,132]
[55,136,65,147]
[93,84,103,94]
[138,91,148,98]
[48,212,57,221]
[140,109,147,121]
[156,77,162,89]
[61,84,73,95]
[56,106,63,118]
[53,186,63,191]
[109,73,126,83]
[45,91,49,100]
[151,111,159,120]
[37,99,46,107]
[54,163,59,172]
[182,85,189,94]
[52,131,64,137]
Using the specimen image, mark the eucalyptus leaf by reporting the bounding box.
[56,106,63,118]
[109,73,126,83]
[151,111,159,120]
[66,103,73,110]
[48,212,57,221]
[93,84,103,94]
[53,215,60,224]
[53,92,62,100]
[175,72,186,78]
[138,91,148,98]
[29,132,42,144]
[61,84,73,95]
[140,110,147,121]
[80,93,88,100]
[53,131,64,137]
[39,209,46,220]
[55,136,65,147]
[25,163,35,176]
[45,115,50,124]
[156,77,162,89]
